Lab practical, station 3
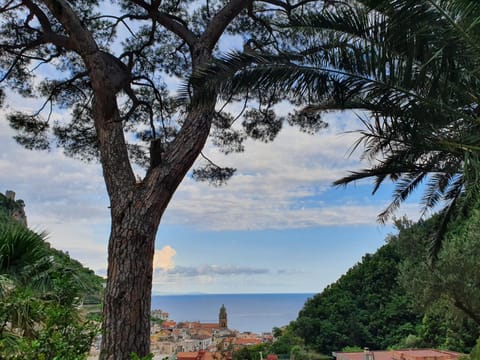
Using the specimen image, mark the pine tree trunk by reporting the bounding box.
[86,40,215,359]
[96,106,214,360]
[99,193,159,360]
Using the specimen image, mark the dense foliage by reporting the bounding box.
[288,217,480,355]
[0,197,103,359]
[393,213,480,349]
[291,244,420,354]
[232,327,316,360]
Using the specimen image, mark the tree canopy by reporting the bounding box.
[0,0,324,177]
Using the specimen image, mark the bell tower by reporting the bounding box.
[219,304,227,329]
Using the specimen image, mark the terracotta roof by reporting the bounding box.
[178,351,231,360]
[334,351,392,360]
[200,323,220,329]
[333,349,463,360]
[393,349,462,360]
[162,321,177,328]
[177,352,198,360]
[234,338,263,345]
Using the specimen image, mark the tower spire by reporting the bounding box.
[219,304,227,329]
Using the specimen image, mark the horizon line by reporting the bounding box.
[151,291,317,296]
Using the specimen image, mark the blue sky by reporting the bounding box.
[0,106,424,295]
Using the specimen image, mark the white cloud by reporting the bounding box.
[166,264,270,277]
[1,104,413,237]
[153,245,177,270]
[159,112,399,230]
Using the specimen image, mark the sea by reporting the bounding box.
[151,293,315,334]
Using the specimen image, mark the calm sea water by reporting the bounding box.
[151,293,314,334]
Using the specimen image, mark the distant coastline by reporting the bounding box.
[151,293,315,333]
[152,292,316,296]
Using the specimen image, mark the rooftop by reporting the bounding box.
[333,349,463,360]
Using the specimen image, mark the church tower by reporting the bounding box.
[219,304,227,329]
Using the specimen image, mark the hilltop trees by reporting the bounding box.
[292,244,421,354]
[0,0,323,358]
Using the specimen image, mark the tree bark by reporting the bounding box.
[97,89,215,360]
[101,201,157,359]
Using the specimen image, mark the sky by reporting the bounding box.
[0,4,427,295]
[0,101,425,295]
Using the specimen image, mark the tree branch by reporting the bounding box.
[17,0,75,50]
[453,298,480,326]
[200,0,249,51]
[42,0,98,55]
[154,12,197,45]
[128,0,198,46]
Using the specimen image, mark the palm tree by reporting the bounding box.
[0,223,49,289]
[0,223,50,343]
[197,0,480,255]
[0,222,101,357]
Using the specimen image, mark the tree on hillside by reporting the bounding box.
[0,0,324,358]
[291,244,421,353]
[395,209,480,328]
[201,0,480,255]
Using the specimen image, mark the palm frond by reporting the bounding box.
[378,172,428,223]
[187,0,480,250]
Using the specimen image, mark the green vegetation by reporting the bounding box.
[284,216,480,356]
[0,194,103,359]
[130,353,154,360]
[291,243,420,354]
[397,212,480,327]
[233,344,273,360]
[471,339,480,360]
[0,193,25,224]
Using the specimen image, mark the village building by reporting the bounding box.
[162,320,177,329]
[177,349,231,360]
[150,305,238,358]
[151,309,170,321]
[333,349,463,360]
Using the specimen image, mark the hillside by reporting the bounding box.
[292,244,420,354]
[291,218,480,354]
[0,190,103,302]
[0,190,27,225]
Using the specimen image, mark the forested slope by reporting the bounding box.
[292,244,420,353]
[291,217,480,355]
